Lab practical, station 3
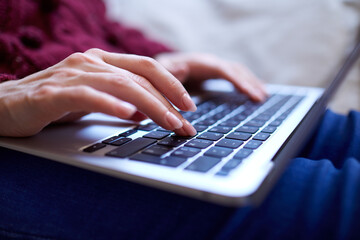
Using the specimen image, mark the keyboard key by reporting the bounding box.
[245,120,266,128]
[171,134,195,139]
[156,127,172,133]
[130,154,186,167]
[253,114,272,121]
[211,111,228,120]
[143,131,170,140]
[205,147,232,158]
[197,132,223,141]
[244,140,262,149]
[209,126,232,134]
[226,132,252,141]
[185,156,221,173]
[241,108,255,116]
[234,149,253,159]
[219,120,240,127]
[216,139,243,149]
[109,137,132,146]
[276,114,288,121]
[253,132,270,141]
[269,120,282,127]
[235,126,259,134]
[193,124,208,132]
[158,137,187,147]
[185,113,202,121]
[221,159,243,170]
[262,126,277,133]
[137,123,158,131]
[118,129,137,137]
[231,114,247,121]
[171,147,201,158]
[83,143,106,153]
[102,136,122,144]
[223,102,240,111]
[142,145,173,156]
[196,119,217,126]
[106,138,156,158]
[185,139,213,149]
[215,170,230,176]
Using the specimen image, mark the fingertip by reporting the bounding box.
[182,93,197,112]
[173,128,187,136]
[117,101,137,118]
[183,120,197,136]
[250,91,267,103]
[128,111,148,122]
[165,111,183,129]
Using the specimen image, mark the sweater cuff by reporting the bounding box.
[0,74,17,83]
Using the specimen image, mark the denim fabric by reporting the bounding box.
[0,110,359,240]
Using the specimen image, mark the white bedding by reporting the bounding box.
[105,0,360,113]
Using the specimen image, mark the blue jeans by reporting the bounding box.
[1,110,360,240]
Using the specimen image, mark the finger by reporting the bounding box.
[78,72,188,132]
[128,111,148,122]
[157,59,190,83]
[122,70,197,135]
[174,120,197,136]
[86,49,197,112]
[217,63,267,102]
[32,85,137,122]
[231,63,268,98]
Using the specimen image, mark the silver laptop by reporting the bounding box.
[1,41,359,206]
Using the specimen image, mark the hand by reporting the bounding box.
[155,52,267,101]
[0,49,197,137]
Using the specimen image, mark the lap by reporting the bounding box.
[1,110,359,240]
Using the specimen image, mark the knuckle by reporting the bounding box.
[72,86,91,97]
[85,48,104,56]
[36,85,57,97]
[29,85,57,105]
[50,67,78,79]
[65,52,99,66]
[65,52,89,65]
[138,56,158,70]
[111,74,131,88]
[63,86,90,106]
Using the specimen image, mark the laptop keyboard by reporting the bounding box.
[83,93,304,176]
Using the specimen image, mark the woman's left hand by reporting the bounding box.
[155,52,268,102]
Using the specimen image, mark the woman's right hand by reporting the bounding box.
[0,48,198,137]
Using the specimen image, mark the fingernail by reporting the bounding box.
[165,112,183,129]
[174,127,187,136]
[119,102,137,117]
[256,90,267,101]
[182,120,197,136]
[182,93,197,112]
[123,102,137,112]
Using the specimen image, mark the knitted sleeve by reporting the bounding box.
[0,0,172,80]
[0,74,17,83]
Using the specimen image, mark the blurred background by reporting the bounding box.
[104,0,360,114]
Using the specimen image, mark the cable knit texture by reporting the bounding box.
[0,0,171,83]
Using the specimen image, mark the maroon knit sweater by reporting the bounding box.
[0,0,171,82]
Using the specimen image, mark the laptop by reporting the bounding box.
[1,40,359,206]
